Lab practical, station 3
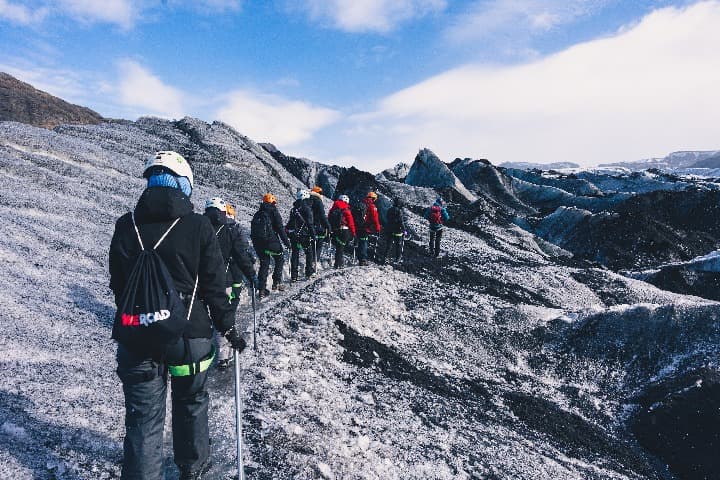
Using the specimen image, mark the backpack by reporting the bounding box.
[429,205,443,225]
[387,206,402,225]
[251,209,274,245]
[328,207,344,230]
[352,202,368,230]
[112,213,197,353]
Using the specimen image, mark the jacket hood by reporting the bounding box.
[363,197,375,207]
[309,190,322,200]
[204,207,231,227]
[134,187,194,224]
[333,199,350,209]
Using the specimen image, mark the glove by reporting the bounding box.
[225,286,234,302]
[224,327,247,352]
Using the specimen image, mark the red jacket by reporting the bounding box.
[363,197,381,234]
[329,200,356,236]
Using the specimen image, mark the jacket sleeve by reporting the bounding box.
[316,199,330,231]
[108,214,132,305]
[400,209,407,231]
[230,226,257,281]
[273,207,291,247]
[442,207,450,221]
[423,207,430,220]
[371,205,381,233]
[197,217,235,333]
[344,208,356,236]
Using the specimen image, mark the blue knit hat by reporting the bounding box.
[147,172,192,197]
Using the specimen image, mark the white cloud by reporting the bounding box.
[56,0,138,28]
[291,0,447,32]
[216,90,341,145]
[324,1,720,170]
[0,0,49,24]
[448,0,613,42]
[116,60,185,119]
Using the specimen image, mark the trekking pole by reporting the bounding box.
[233,347,245,480]
[251,285,257,351]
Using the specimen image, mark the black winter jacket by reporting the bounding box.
[251,202,290,254]
[384,205,407,234]
[286,199,315,242]
[309,192,330,235]
[109,187,234,340]
[204,208,256,285]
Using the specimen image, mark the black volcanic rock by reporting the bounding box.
[0,72,104,129]
[450,158,536,215]
[632,368,720,480]
[260,143,345,199]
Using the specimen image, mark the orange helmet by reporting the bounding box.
[263,193,276,204]
[225,203,236,219]
[311,185,322,194]
[367,191,378,200]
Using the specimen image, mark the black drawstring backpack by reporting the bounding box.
[112,212,198,353]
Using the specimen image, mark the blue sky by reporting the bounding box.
[1,0,720,171]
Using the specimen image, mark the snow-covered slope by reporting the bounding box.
[1,118,719,480]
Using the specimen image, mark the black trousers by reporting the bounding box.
[290,238,316,279]
[429,228,443,257]
[331,229,353,268]
[117,337,213,479]
[258,250,284,290]
[379,232,403,263]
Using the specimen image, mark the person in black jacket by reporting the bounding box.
[309,186,331,267]
[109,151,246,480]
[378,197,407,265]
[204,197,257,369]
[251,193,290,298]
[286,189,316,281]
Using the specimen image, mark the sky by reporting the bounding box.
[1,0,720,171]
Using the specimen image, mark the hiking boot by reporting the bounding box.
[258,289,270,298]
[179,459,212,480]
[272,282,286,292]
[216,359,232,371]
[290,276,299,283]
[359,260,368,266]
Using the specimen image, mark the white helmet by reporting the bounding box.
[144,151,194,187]
[296,189,310,201]
[205,197,226,212]
[338,195,349,203]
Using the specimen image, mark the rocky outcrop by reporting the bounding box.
[260,143,345,199]
[377,162,410,182]
[0,72,104,129]
[450,158,535,215]
[404,148,477,204]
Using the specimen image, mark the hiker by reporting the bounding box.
[355,191,381,266]
[327,194,356,268]
[286,189,316,281]
[109,151,246,480]
[204,197,257,370]
[378,197,407,265]
[250,193,290,298]
[309,186,331,268]
[424,197,450,258]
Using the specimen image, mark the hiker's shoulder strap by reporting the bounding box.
[130,211,182,251]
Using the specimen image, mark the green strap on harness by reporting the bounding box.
[168,346,216,377]
[263,249,283,257]
[392,233,403,237]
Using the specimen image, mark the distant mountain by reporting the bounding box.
[598,150,720,171]
[499,161,580,170]
[260,143,345,199]
[689,152,720,169]
[0,72,104,129]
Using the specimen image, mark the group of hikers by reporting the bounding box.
[108,151,451,479]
